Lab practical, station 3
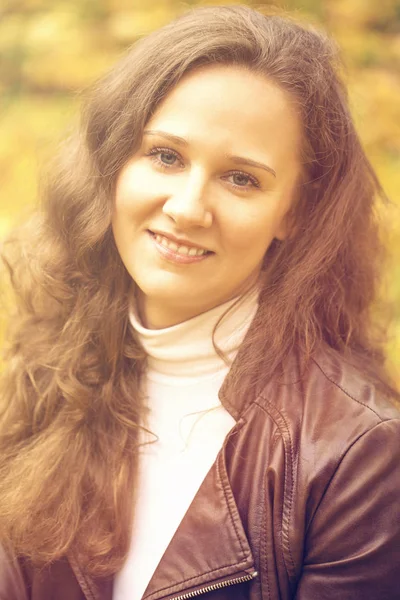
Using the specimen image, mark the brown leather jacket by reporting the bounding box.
[1,348,400,600]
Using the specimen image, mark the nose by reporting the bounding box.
[162,170,213,229]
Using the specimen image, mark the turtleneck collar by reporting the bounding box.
[129,288,260,378]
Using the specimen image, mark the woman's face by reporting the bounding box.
[112,64,302,328]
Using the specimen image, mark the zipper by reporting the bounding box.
[169,571,258,600]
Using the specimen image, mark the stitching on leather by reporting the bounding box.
[272,403,297,584]
[260,475,271,600]
[216,448,247,560]
[68,555,98,600]
[254,400,297,581]
[143,559,252,599]
[253,401,293,579]
[311,357,384,422]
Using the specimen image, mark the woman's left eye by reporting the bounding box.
[225,171,260,190]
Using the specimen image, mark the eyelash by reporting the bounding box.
[144,146,261,191]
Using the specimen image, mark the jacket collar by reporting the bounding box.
[69,440,256,600]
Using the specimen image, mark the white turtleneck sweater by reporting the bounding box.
[113,289,259,600]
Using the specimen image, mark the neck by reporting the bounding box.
[129,285,260,377]
[136,281,261,330]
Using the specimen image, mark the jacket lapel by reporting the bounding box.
[69,445,256,600]
[142,448,256,600]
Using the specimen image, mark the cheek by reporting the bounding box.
[221,207,282,258]
[114,162,158,218]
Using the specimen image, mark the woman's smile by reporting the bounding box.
[147,230,213,265]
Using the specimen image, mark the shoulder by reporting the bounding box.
[256,345,400,440]
[309,346,400,423]
[252,345,400,494]
[251,347,400,589]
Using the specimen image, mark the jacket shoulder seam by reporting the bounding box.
[311,356,385,422]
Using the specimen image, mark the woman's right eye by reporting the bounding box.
[145,146,182,169]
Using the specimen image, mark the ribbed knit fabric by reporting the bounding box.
[113,289,259,600]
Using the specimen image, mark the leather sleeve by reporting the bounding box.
[295,418,400,600]
[0,544,29,600]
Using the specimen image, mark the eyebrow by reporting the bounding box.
[143,129,277,178]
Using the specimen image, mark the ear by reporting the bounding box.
[275,180,306,241]
[274,209,296,241]
[274,220,289,241]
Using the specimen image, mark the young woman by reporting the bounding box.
[1,5,399,600]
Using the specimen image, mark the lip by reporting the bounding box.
[148,231,212,265]
[148,229,212,253]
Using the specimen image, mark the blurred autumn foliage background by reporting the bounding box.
[1,0,399,381]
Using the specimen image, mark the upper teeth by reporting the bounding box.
[154,234,208,256]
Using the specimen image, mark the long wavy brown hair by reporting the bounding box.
[0,5,398,578]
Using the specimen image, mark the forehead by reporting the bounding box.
[146,64,303,165]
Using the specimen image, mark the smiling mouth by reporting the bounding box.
[148,230,213,257]
[148,231,213,264]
